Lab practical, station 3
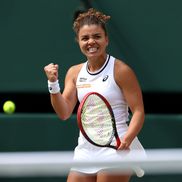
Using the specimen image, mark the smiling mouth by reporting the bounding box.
[87,47,98,53]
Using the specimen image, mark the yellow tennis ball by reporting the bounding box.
[3,100,16,114]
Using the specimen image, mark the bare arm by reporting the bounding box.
[115,60,145,150]
[44,63,82,120]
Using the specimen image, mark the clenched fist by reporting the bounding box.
[44,63,59,82]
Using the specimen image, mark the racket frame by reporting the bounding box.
[77,92,121,149]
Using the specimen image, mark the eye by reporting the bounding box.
[94,35,101,39]
[81,36,89,41]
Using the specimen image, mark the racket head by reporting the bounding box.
[77,92,121,149]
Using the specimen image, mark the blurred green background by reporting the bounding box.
[0,0,182,181]
[0,0,182,92]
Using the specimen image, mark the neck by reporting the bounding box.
[87,54,108,72]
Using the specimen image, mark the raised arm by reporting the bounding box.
[44,63,82,120]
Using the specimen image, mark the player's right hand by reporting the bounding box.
[44,63,59,82]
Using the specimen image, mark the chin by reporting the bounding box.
[86,52,101,58]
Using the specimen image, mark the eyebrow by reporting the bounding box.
[80,32,102,38]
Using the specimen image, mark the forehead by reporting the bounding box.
[78,24,105,36]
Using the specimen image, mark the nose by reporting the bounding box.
[87,38,96,45]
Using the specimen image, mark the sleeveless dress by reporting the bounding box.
[72,55,145,174]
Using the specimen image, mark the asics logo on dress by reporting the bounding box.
[102,75,109,82]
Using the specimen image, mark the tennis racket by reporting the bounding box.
[77,92,121,149]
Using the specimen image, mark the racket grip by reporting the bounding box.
[116,137,121,149]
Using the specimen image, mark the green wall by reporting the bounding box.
[0,0,82,92]
[0,114,79,151]
[92,0,182,92]
[0,114,182,181]
[0,114,182,151]
[0,0,182,92]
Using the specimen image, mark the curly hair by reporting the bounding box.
[73,8,111,36]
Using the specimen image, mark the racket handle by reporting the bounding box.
[116,137,121,149]
[134,167,145,177]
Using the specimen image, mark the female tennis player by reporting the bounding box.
[44,8,145,182]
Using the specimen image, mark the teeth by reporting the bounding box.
[88,47,97,53]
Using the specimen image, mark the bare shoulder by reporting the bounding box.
[65,63,84,83]
[67,63,83,74]
[114,59,134,76]
[114,59,137,86]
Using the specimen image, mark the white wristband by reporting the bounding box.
[48,80,60,94]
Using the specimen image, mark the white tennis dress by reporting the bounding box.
[72,55,145,174]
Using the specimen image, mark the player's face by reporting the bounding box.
[77,24,109,59]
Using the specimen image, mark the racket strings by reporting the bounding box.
[81,94,114,145]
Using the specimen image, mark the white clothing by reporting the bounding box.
[72,55,145,174]
[76,55,129,127]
